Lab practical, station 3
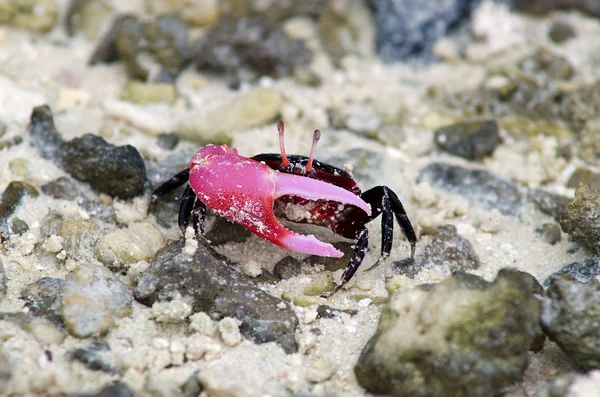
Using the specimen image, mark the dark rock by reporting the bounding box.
[434,120,501,160]
[559,184,600,255]
[528,188,571,221]
[0,181,39,237]
[193,16,311,82]
[541,277,600,370]
[157,132,180,150]
[181,371,203,397]
[417,163,522,216]
[21,277,64,324]
[41,177,82,201]
[9,217,28,235]
[548,19,576,43]
[543,258,600,286]
[305,242,356,271]
[135,239,299,353]
[370,0,479,62]
[69,340,115,373]
[567,167,600,191]
[59,134,146,199]
[355,268,541,397]
[393,224,479,278]
[273,256,302,280]
[204,216,252,245]
[535,223,561,245]
[316,305,358,319]
[67,382,134,397]
[27,105,64,159]
[90,14,190,82]
[514,0,600,17]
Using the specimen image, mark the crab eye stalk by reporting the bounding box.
[277,120,290,168]
[306,129,321,173]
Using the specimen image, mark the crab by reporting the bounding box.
[151,121,416,295]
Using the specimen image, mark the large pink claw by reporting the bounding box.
[189,154,371,257]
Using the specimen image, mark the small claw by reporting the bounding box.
[274,172,371,216]
[282,234,343,257]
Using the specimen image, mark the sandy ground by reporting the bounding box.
[1,1,599,396]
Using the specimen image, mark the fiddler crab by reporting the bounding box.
[152,121,416,296]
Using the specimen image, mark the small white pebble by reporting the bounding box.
[303,310,318,324]
[218,317,242,346]
[43,235,63,253]
[306,359,334,383]
[183,226,198,257]
[189,312,216,336]
[276,302,287,310]
[240,260,263,278]
[358,298,372,308]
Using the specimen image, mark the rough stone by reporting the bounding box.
[559,184,600,255]
[534,223,562,245]
[541,277,600,370]
[135,239,299,353]
[528,188,571,221]
[21,277,64,325]
[0,181,39,237]
[370,0,480,62]
[193,16,311,82]
[273,256,302,280]
[61,264,133,337]
[417,163,523,216]
[393,224,479,278]
[57,219,101,263]
[543,258,600,286]
[434,120,501,160]
[355,268,541,397]
[27,105,64,159]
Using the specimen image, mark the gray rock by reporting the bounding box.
[417,163,523,216]
[21,277,64,324]
[393,224,479,278]
[68,340,115,373]
[541,277,600,370]
[156,132,180,150]
[27,105,64,159]
[434,120,501,160]
[67,382,134,397]
[543,258,600,286]
[559,184,600,255]
[204,216,252,245]
[59,134,146,200]
[528,188,571,221]
[273,256,302,280]
[548,18,576,43]
[0,181,39,237]
[535,223,561,245]
[193,16,311,82]
[135,239,299,353]
[10,218,28,235]
[371,0,480,62]
[355,268,541,397]
[61,264,133,338]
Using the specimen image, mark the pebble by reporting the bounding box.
[303,271,335,296]
[535,223,562,245]
[188,312,216,336]
[21,277,64,324]
[273,256,302,280]
[355,269,541,397]
[218,317,242,347]
[434,120,501,160]
[95,222,165,271]
[559,184,600,255]
[567,167,600,191]
[61,264,133,337]
[120,82,177,105]
[543,258,600,286]
[548,18,576,43]
[0,181,39,237]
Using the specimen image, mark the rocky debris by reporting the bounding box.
[21,277,64,325]
[65,0,111,40]
[370,0,480,62]
[394,224,479,278]
[528,188,571,221]
[204,216,252,245]
[0,0,59,33]
[541,277,600,370]
[318,0,375,62]
[417,163,523,216]
[90,14,190,82]
[176,88,281,144]
[135,239,299,353]
[514,0,600,17]
[567,167,600,191]
[0,181,39,237]
[120,81,177,105]
[434,120,501,160]
[61,264,133,338]
[543,258,600,286]
[156,132,180,151]
[67,382,134,397]
[193,16,311,82]
[559,184,600,255]
[28,106,146,199]
[355,269,541,397]
[273,256,302,280]
[535,223,562,245]
[68,340,115,373]
[548,18,576,44]
[95,222,165,272]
